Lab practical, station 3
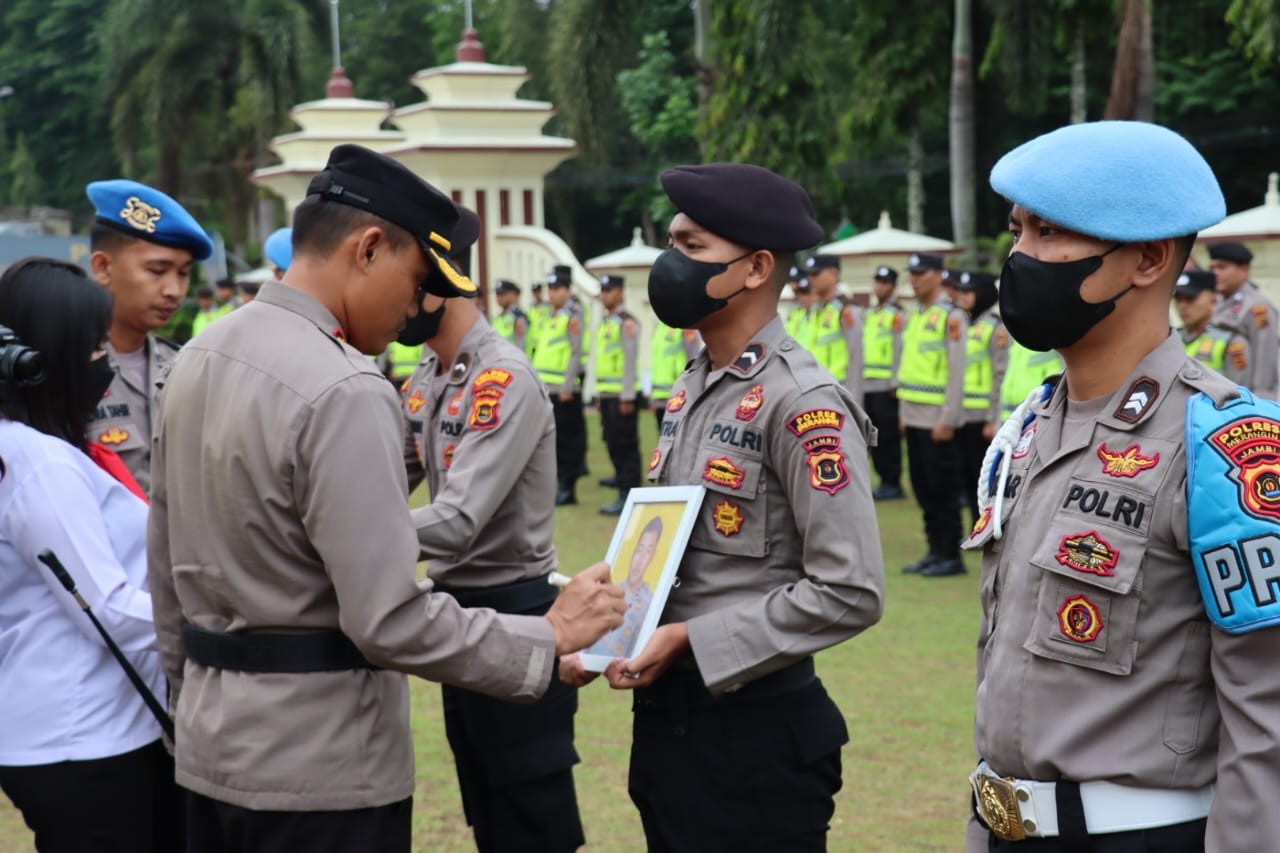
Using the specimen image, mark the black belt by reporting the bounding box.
[635,657,816,710]
[182,623,377,673]
[435,574,559,614]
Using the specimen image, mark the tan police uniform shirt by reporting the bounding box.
[963,333,1280,852]
[647,317,885,694]
[147,282,556,812]
[86,337,178,494]
[402,316,558,589]
[900,299,969,429]
[1212,282,1279,399]
[840,300,865,405]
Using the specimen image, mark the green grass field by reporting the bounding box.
[0,414,981,851]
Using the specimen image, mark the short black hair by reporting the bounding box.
[216,277,237,290]
[291,195,414,260]
[0,257,114,450]
[770,251,795,291]
[196,285,215,299]
[89,222,137,255]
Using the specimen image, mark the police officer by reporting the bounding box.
[953,271,1007,528]
[531,266,587,505]
[594,274,642,515]
[85,179,212,494]
[399,252,586,852]
[804,254,864,402]
[785,271,815,341]
[649,321,700,434]
[527,281,551,357]
[147,144,624,852]
[492,279,529,353]
[264,226,292,280]
[863,265,906,500]
[964,121,1280,853]
[192,285,218,337]
[898,251,968,577]
[563,162,885,853]
[999,340,1064,420]
[1209,241,1277,399]
[1175,269,1250,385]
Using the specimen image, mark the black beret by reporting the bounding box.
[660,163,824,251]
[1174,269,1218,296]
[909,252,945,273]
[215,278,236,289]
[1207,241,1253,264]
[803,254,840,272]
[240,281,261,295]
[599,274,625,290]
[494,279,520,295]
[953,270,997,292]
[874,265,899,283]
[306,144,476,298]
[196,285,215,298]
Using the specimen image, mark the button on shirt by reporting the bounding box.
[647,317,885,693]
[0,420,163,765]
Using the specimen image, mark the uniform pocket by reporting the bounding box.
[687,446,767,558]
[1161,620,1212,754]
[1022,523,1146,675]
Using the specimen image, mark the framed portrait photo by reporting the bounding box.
[578,485,706,673]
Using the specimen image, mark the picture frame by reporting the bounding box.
[578,485,706,672]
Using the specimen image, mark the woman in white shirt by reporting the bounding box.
[0,258,180,852]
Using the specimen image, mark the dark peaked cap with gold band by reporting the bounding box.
[306,144,477,298]
[660,163,825,251]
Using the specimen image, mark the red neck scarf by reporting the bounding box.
[85,442,148,504]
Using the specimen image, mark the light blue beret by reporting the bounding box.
[264,227,293,272]
[990,121,1225,241]
[86,179,214,261]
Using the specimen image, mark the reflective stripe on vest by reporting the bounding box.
[897,303,951,405]
[863,306,898,380]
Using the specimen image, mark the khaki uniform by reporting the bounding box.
[1212,282,1278,399]
[402,316,557,587]
[965,333,1280,852]
[86,337,178,495]
[147,282,556,812]
[647,316,884,690]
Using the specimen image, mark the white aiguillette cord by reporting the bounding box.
[976,385,1049,541]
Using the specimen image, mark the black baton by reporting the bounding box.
[37,548,175,741]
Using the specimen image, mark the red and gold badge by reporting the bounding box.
[443,444,456,470]
[970,507,992,538]
[406,389,426,415]
[666,390,687,413]
[1252,303,1270,329]
[399,377,411,394]
[1055,531,1119,577]
[1012,423,1036,459]
[947,316,962,341]
[99,427,129,445]
[702,456,746,490]
[1209,417,1280,522]
[711,500,744,537]
[649,448,662,473]
[1057,595,1104,643]
[994,328,1009,348]
[447,390,465,416]
[468,388,503,430]
[735,384,764,422]
[804,434,850,495]
[840,306,857,329]
[1228,340,1248,371]
[474,368,513,389]
[1096,443,1159,479]
[787,408,844,437]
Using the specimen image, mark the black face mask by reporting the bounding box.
[397,296,446,347]
[999,245,1129,352]
[84,355,114,414]
[647,249,751,329]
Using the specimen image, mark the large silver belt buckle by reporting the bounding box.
[970,767,1028,842]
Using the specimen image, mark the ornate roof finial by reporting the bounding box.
[324,0,354,98]
[456,0,486,61]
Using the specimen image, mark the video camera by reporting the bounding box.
[0,325,45,386]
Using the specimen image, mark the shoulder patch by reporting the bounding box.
[568,317,581,335]
[947,316,962,342]
[468,388,503,430]
[732,343,765,373]
[994,328,1009,348]
[474,367,513,389]
[788,408,845,436]
[892,313,904,333]
[623,318,637,338]
[841,306,856,329]
[1227,339,1248,371]
[1113,377,1159,424]
[1251,303,1270,329]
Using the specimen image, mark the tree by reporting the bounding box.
[1228,0,1280,71]
[8,133,44,208]
[1105,0,1155,120]
[951,0,977,261]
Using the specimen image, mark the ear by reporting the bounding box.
[353,226,386,269]
[1131,239,1177,290]
[742,250,777,292]
[89,250,112,286]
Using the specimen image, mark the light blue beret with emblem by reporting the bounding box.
[86,179,214,261]
[263,227,292,272]
[990,121,1225,242]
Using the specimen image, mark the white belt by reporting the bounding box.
[971,761,1214,840]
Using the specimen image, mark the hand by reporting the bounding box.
[558,391,573,404]
[603,623,689,690]
[931,424,955,443]
[619,400,635,416]
[982,422,997,442]
[544,563,626,656]
[558,653,600,687]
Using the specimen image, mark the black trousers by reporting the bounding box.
[863,390,902,488]
[599,396,642,491]
[628,673,845,853]
[0,739,183,853]
[905,426,963,558]
[551,392,587,488]
[441,597,584,853]
[185,789,410,853]
[986,818,1207,852]
[957,420,992,528]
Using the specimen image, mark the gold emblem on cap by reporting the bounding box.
[120,197,162,233]
[428,231,452,252]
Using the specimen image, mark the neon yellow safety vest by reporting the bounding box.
[385,342,423,382]
[1000,341,1064,417]
[650,324,688,401]
[809,301,848,381]
[897,303,952,405]
[963,314,997,412]
[531,311,572,385]
[785,305,810,343]
[594,313,637,394]
[862,305,901,381]
[526,303,551,358]
[1184,327,1230,372]
[492,309,526,352]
